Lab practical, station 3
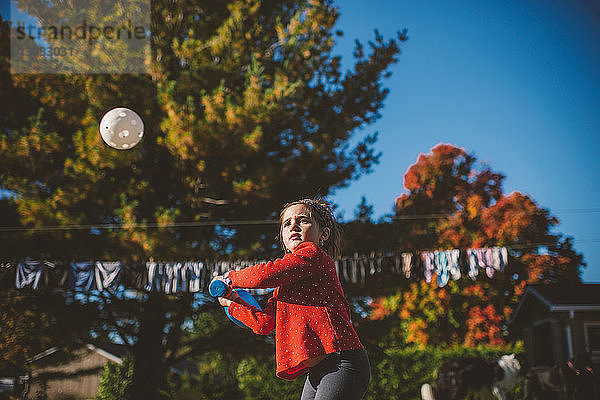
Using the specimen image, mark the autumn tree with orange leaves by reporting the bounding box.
[368,143,584,348]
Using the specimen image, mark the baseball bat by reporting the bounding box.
[209,278,232,298]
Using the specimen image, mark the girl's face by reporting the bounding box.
[281,204,330,253]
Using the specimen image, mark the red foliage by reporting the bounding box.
[370,297,392,320]
[369,143,584,348]
[464,304,505,347]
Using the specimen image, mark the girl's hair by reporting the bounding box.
[278,198,342,259]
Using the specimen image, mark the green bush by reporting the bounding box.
[170,343,524,400]
[236,355,304,400]
[364,343,524,400]
[169,351,244,400]
[95,356,134,400]
[97,344,524,399]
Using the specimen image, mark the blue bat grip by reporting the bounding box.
[209,279,231,297]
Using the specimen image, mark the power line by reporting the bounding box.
[1,207,600,233]
[0,219,279,232]
[554,208,600,214]
[392,208,600,221]
[507,239,600,250]
[392,213,449,220]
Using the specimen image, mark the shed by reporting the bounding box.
[27,344,122,400]
[27,343,198,400]
[510,283,600,368]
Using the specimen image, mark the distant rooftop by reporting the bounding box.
[30,343,198,376]
[527,283,600,307]
[510,283,600,325]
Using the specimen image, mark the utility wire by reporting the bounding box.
[392,208,600,220]
[1,208,600,233]
[0,219,279,232]
[506,239,600,250]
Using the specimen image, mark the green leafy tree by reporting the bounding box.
[1,0,406,261]
[1,0,406,397]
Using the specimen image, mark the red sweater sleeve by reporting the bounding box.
[227,242,318,289]
[228,295,276,335]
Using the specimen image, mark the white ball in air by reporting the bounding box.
[99,107,144,150]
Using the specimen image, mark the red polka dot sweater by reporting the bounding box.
[227,241,364,380]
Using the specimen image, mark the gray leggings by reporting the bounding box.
[300,348,371,400]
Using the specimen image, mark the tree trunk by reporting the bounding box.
[130,293,167,400]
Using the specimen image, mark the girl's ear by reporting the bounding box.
[321,227,331,242]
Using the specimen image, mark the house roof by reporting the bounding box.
[527,284,600,310]
[510,283,600,325]
[30,344,198,376]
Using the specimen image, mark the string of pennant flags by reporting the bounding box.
[0,246,509,293]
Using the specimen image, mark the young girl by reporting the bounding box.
[215,198,370,400]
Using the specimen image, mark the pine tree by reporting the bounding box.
[1,1,406,398]
[1,0,406,262]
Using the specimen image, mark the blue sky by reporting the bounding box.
[2,1,599,282]
[330,0,600,282]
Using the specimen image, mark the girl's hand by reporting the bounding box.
[217,289,240,307]
[213,274,232,285]
[218,297,232,307]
